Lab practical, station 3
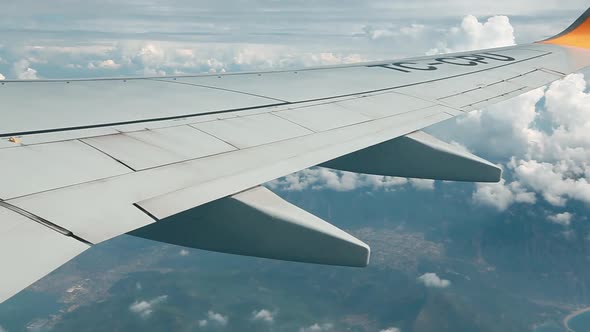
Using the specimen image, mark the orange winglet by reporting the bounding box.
[540,8,590,49]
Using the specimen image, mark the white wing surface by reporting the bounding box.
[2,7,590,303]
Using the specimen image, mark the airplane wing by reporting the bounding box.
[2,7,590,303]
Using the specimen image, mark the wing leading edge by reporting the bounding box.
[2,6,590,304]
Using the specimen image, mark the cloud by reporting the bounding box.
[505,74,590,207]
[179,249,189,256]
[0,2,578,80]
[409,178,435,191]
[432,72,590,210]
[431,88,545,161]
[268,167,416,192]
[363,23,427,42]
[104,41,364,76]
[88,59,121,70]
[206,310,228,326]
[251,309,274,323]
[0,11,520,80]
[129,295,168,318]
[268,167,436,193]
[0,73,4,80]
[299,323,334,332]
[511,159,590,206]
[363,13,518,57]
[548,212,573,226]
[196,312,229,328]
[367,23,426,40]
[418,273,451,288]
[23,40,367,78]
[13,59,38,79]
[0,325,6,332]
[472,179,536,211]
[379,328,401,332]
[428,15,515,54]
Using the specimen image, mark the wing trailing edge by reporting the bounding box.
[321,131,501,183]
[129,186,370,267]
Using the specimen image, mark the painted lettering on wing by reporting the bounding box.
[369,53,516,73]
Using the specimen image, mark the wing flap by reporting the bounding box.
[130,186,370,267]
[0,205,90,303]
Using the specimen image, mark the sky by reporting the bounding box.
[0,0,587,79]
[2,1,590,331]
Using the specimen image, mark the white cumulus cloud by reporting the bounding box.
[74,41,367,77]
[380,328,401,332]
[431,88,545,161]
[364,23,426,41]
[428,15,515,54]
[473,179,536,211]
[268,167,428,192]
[13,59,38,79]
[548,212,573,226]
[434,72,590,211]
[299,323,334,332]
[88,59,121,69]
[129,295,168,318]
[511,159,590,207]
[409,178,435,191]
[418,272,451,288]
[251,309,274,323]
[0,73,4,80]
[196,311,229,328]
[363,14,515,57]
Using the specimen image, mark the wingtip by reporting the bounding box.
[539,7,590,49]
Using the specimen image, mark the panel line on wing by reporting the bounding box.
[0,101,290,138]
[149,78,290,103]
[133,203,160,222]
[539,67,567,76]
[0,201,93,245]
[78,139,137,172]
[463,87,528,108]
[185,124,241,150]
[271,112,319,133]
